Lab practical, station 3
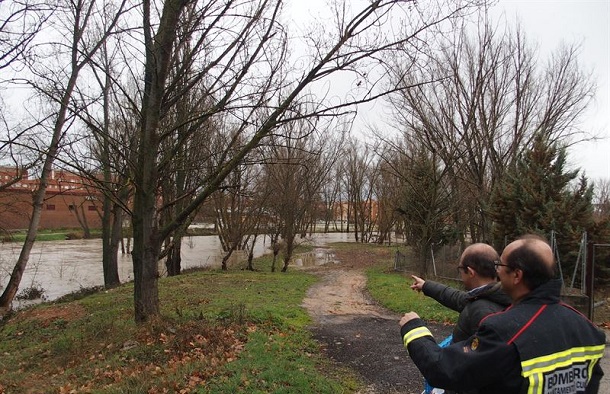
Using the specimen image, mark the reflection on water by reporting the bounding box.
[0,232,355,303]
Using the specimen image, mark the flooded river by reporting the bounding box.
[0,233,355,303]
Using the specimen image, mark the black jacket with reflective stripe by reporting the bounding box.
[401,279,606,393]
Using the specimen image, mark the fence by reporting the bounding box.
[394,243,461,280]
[393,232,604,319]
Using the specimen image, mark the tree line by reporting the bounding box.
[0,0,607,323]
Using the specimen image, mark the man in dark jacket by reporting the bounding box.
[410,243,511,343]
[400,235,605,393]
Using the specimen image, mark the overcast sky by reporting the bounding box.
[492,0,609,180]
[291,0,609,180]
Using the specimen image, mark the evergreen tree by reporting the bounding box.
[489,133,596,277]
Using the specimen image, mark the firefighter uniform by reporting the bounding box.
[401,279,605,393]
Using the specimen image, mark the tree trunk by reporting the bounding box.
[131,0,187,323]
[221,249,234,271]
[246,235,258,271]
[71,198,91,238]
[0,185,45,312]
[246,251,255,271]
[271,251,278,272]
[79,205,91,239]
[131,199,161,323]
[281,236,295,272]
[102,202,122,288]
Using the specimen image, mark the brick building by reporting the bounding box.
[0,167,103,230]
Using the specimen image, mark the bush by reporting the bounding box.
[16,284,46,300]
[64,232,83,240]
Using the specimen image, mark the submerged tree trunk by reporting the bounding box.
[166,232,183,276]
[281,235,295,272]
[102,201,122,288]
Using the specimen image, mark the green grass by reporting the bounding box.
[0,251,360,394]
[316,241,460,324]
[366,266,459,324]
[3,228,104,242]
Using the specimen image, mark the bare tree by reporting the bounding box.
[342,138,379,243]
[0,0,49,71]
[319,159,345,232]
[262,116,340,272]
[0,0,129,312]
[71,13,138,288]
[59,0,487,323]
[374,145,401,245]
[213,160,266,271]
[387,15,595,243]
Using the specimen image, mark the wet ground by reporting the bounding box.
[300,249,452,394]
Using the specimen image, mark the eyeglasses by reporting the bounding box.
[456,265,469,273]
[494,261,510,270]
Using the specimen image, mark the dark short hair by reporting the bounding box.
[461,247,499,279]
[504,238,555,290]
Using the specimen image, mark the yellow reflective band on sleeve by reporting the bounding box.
[403,326,433,347]
[520,344,605,394]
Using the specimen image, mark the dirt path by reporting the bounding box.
[299,247,452,394]
[302,269,397,324]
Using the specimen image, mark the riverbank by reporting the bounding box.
[1,242,607,393]
[1,226,217,243]
[0,242,448,393]
[0,233,357,305]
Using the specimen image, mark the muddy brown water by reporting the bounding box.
[0,233,355,305]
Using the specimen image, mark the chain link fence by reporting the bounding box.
[394,243,461,280]
[393,232,603,318]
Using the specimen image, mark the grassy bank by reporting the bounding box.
[2,228,104,242]
[0,243,456,393]
[3,226,216,243]
[0,253,361,393]
[366,266,459,324]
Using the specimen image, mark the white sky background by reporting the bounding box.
[492,0,610,181]
[289,0,610,181]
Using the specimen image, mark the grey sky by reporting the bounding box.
[291,0,609,180]
[493,0,609,180]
